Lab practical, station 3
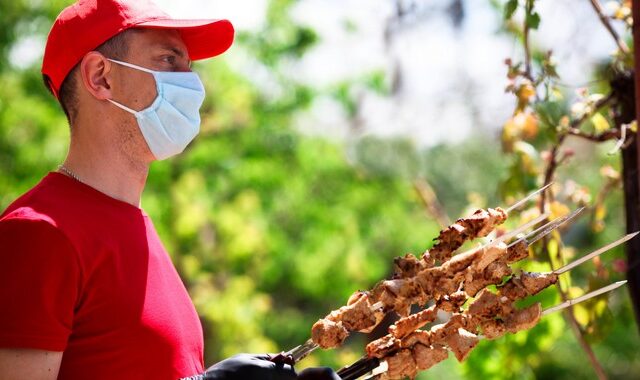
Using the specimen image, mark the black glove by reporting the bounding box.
[198,353,341,380]
[202,353,297,380]
[297,367,341,380]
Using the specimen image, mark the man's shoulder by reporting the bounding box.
[1,172,71,223]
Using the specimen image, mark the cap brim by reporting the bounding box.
[137,18,234,60]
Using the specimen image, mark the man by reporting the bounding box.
[0,1,339,379]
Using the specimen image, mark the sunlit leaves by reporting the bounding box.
[493,0,637,376]
[0,0,638,378]
[238,0,318,66]
[503,111,539,148]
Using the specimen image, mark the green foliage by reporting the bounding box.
[0,1,638,379]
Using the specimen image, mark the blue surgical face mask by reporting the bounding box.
[106,58,205,160]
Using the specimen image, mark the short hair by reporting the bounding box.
[43,28,138,125]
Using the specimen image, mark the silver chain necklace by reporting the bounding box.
[58,164,82,183]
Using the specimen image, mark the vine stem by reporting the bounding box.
[523,0,534,80]
[556,285,609,380]
[588,0,631,54]
[540,92,615,207]
[536,92,615,380]
[413,178,451,228]
[539,143,609,380]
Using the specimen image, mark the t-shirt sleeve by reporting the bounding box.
[0,217,80,351]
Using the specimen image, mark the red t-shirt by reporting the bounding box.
[0,173,204,379]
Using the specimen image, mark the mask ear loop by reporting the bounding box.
[107,58,156,74]
[105,58,157,115]
[107,98,138,115]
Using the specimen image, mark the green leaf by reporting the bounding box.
[504,0,519,20]
[526,12,541,29]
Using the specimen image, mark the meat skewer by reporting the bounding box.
[297,210,580,358]
[288,201,588,363]
[339,280,628,380]
[384,229,628,344]
[336,232,636,378]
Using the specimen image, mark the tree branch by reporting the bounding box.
[413,178,451,228]
[523,0,534,80]
[535,92,616,380]
[570,92,616,129]
[556,283,610,380]
[563,92,619,142]
[566,128,621,142]
[589,0,631,55]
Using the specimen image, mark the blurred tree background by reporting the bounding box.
[0,0,638,379]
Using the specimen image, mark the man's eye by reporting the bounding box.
[162,55,176,65]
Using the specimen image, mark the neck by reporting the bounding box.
[61,126,150,208]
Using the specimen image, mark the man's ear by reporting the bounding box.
[78,51,113,100]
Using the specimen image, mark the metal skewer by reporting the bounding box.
[508,207,584,248]
[337,356,381,380]
[505,183,552,213]
[484,212,549,249]
[542,280,628,316]
[286,339,319,362]
[554,232,639,274]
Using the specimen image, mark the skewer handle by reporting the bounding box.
[337,357,380,380]
[285,339,319,363]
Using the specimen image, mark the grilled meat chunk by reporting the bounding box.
[390,306,437,338]
[430,208,507,262]
[499,271,558,301]
[381,349,417,380]
[311,319,348,349]
[504,303,542,333]
[366,334,401,359]
[413,343,449,371]
[444,328,479,362]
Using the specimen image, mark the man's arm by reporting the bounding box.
[0,219,78,378]
[0,348,62,380]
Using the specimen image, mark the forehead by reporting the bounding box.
[129,29,188,54]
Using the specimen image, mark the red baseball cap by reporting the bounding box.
[42,0,234,99]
